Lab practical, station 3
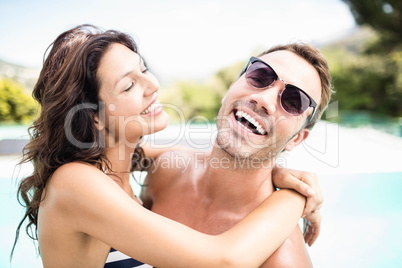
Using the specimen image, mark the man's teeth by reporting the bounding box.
[235,110,267,135]
[141,101,162,115]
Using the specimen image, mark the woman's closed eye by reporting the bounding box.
[124,81,134,92]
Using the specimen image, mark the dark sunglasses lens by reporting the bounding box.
[246,62,276,88]
[281,86,310,115]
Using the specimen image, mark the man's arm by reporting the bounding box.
[261,226,313,268]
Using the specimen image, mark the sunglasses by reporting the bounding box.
[240,57,317,122]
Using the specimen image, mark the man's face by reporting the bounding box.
[216,50,322,161]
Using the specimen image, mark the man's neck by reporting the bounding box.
[200,146,276,211]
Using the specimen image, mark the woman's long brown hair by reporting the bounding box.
[11,24,146,259]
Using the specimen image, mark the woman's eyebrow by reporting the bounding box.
[114,57,144,88]
[114,70,134,88]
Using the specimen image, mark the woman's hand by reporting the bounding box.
[272,167,324,246]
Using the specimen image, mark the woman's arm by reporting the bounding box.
[50,162,305,268]
[272,166,324,246]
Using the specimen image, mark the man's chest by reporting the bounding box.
[151,193,247,235]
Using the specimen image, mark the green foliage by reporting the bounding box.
[323,38,402,117]
[326,1,402,117]
[160,80,222,122]
[0,78,38,123]
[342,0,402,53]
[213,61,246,91]
[160,61,245,122]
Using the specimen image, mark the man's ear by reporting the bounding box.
[284,128,310,152]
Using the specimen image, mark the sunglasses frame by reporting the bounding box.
[240,57,317,122]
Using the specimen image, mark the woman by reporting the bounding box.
[14,24,319,267]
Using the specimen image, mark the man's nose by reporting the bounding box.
[249,84,282,115]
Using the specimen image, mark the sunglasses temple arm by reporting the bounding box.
[309,107,317,123]
[239,58,252,78]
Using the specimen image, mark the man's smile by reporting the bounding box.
[233,109,267,136]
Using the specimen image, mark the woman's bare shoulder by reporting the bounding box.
[47,162,110,200]
[52,162,103,182]
[54,161,99,173]
[44,162,127,219]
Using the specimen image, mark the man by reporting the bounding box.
[141,43,332,267]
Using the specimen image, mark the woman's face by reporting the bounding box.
[97,43,169,145]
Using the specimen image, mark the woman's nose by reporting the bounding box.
[142,72,160,96]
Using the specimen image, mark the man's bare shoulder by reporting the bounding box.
[141,149,208,204]
[147,149,208,179]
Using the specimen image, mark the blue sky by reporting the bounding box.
[0,0,355,83]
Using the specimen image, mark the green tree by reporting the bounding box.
[328,1,402,117]
[322,31,402,117]
[160,61,246,122]
[0,78,38,122]
[160,80,222,122]
[213,61,246,93]
[342,0,402,53]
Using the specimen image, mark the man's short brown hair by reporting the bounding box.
[259,43,333,129]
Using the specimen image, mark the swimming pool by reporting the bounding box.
[308,172,402,268]
[1,161,401,267]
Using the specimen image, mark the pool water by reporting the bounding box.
[308,172,402,268]
[1,180,42,268]
[0,125,30,140]
[1,169,401,267]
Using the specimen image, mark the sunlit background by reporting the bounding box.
[1,0,401,267]
[0,0,355,82]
